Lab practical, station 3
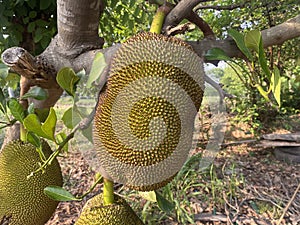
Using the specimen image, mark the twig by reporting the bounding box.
[76,174,103,200]
[162,0,213,34]
[223,192,235,224]
[252,186,283,209]
[166,22,196,36]
[277,182,300,225]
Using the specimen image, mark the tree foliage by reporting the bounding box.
[99,0,156,45]
[0,0,57,54]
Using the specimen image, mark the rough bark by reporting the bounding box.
[56,0,104,55]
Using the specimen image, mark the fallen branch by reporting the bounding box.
[194,213,228,222]
[222,139,258,147]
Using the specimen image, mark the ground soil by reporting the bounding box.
[46,114,300,225]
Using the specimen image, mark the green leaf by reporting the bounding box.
[62,107,74,129]
[29,11,37,18]
[86,52,106,88]
[128,20,134,30]
[27,0,37,9]
[40,36,50,50]
[72,105,87,127]
[0,88,7,114]
[271,66,281,107]
[82,123,93,143]
[26,132,41,148]
[8,98,25,123]
[111,0,119,8]
[139,191,157,202]
[27,103,35,114]
[123,13,129,23]
[35,108,50,122]
[35,19,48,27]
[24,114,46,138]
[244,29,261,53]
[228,29,253,61]
[56,67,80,97]
[33,27,43,43]
[134,6,141,17]
[23,114,53,140]
[40,0,51,10]
[56,132,68,152]
[21,86,48,100]
[129,0,135,8]
[44,185,79,201]
[295,74,300,83]
[255,84,270,102]
[155,191,175,213]
[6,73,20,90]
[205,48,232,61]
[258,37,270,78]
[41,107,57,141]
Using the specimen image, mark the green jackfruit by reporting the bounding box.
[93,32,204,191]
[0,140,63,225]
[75,193,144,225]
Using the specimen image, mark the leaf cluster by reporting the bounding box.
[206,29,281,107]
[0,0,57,54]
[99,0,156,46]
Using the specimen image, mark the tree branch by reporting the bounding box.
[261,14,300,47]
[187,14,300,59]
[162,0,212,32]
[185,11,215,38]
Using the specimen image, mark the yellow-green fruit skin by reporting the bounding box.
[93,32,204,191]
[0,140,63,225]
[75,193,144,225]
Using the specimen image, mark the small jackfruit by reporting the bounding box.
[93,32,204,191]
[75,193,144,225]
[0,140,63,225]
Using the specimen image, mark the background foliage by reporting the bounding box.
[0,0,299,132]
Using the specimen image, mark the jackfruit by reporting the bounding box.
[0,140,63,225]
[93,32,204,191]
[75,193,144,225]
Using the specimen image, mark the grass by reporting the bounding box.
[118,152,247,225]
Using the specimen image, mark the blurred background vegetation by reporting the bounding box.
[0,0,299,132]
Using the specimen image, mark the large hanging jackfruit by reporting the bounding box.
[93,32,204,191]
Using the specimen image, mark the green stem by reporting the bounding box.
[77,173,103,200]
[20,124,27,142]
[150,6,168,34]
[103,178,114,205]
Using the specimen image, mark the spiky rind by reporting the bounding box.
[75,193,144,225]
[94,32,204,191]
[0,140,63,225]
